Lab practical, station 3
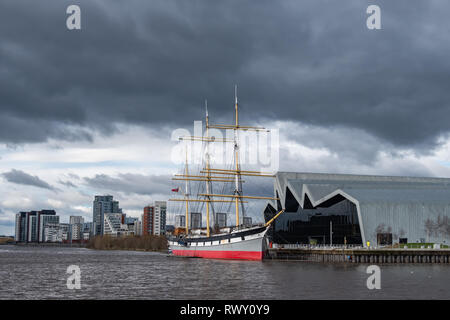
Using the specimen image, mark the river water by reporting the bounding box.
[0,245,449,299]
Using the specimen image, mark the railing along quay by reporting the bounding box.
[266,244,450,263]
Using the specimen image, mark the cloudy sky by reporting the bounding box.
[1,0,450,235]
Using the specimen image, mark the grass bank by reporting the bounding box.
[87,235,168,252]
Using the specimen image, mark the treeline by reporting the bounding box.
[0,237,14,245]
[87,235,168,252]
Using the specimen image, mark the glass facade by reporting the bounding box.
[265,188,362,245]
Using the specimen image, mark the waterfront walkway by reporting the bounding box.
[267,244,450,263]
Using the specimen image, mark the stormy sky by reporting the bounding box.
[2,0,450,235]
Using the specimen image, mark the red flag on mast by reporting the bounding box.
[171,187,179,192]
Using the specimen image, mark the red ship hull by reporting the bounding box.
[172,249,263,260]
[169,226,268,261]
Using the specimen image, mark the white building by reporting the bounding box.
[134,220,142,236]
[44,223,62,242]
[104,213,122,235]
[60,223,71,241]
[69,216,84,225]
[154,201,167,235]
[216,212,227,228]
[104,213,132,237]
[175,215,186,228]
[71,223,82,240]
[190,212,202,229]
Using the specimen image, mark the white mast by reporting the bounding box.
[205,100,211,237]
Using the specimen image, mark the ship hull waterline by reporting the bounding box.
[169,226,269,261]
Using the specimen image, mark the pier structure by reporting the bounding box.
[266,245,450,263]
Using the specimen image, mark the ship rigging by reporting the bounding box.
[168,87,284,260]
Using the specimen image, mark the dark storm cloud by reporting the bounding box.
[83,173,171,195]
[1,0,450,151]
[1,169,57,190]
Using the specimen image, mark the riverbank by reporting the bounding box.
[87,235,168,252]
[14,242,87,247]
[0,237,14,245]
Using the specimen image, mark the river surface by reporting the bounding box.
[0,245,449,299]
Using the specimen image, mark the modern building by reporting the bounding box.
[165,225,175,234]
[44,223,62,242]
[134,220,142,236]
[69,216,85,241]
[190,212,202,229]
[71,224,82,240]
[124,216,138,224]
[26,211,38,242]
[243,216,252,228]
[175,215,186,228]
[93,195,122,236]
[15,212,27,242]
[82,231,91,240]
[82,222,93,234]
[216,212,227,228]
[264,172,450,247]
[70,216,84,225]
[38,214,59,242]
[15,210,58,243]
[15,210,95,243]
[142,201,167,236]
[60,223,71,241]
[142,206,155,236]
[154,201,167,236]
[103,212,124,236]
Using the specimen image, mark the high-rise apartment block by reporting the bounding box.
[216,212,227,228]
[154,201,166,235]
[15,210,57,243]
[39,214,60,242]
[15,210,94,243]
[175,215,186,228]
[190,212,202,229]
[70,216,84,225]
[93,195,122,236]
[243,216,252,228]
[134,220,142,236]
[69,216,85,240]
[142,201,167,236]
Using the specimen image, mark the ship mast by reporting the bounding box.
[201,85,279,230]
[233,86,244,227]
[205,100,211,237]
[170,87,280,232]
[184,148,189,235]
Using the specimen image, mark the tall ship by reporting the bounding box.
[168,87,284,260]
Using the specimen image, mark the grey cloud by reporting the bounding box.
[0,115,93,144]
[58,179,77,188]
[0,220,14,227]
[68,173,81,180]
[83,173,172,196]
[1,169,57,190]
[0,0,450,153]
